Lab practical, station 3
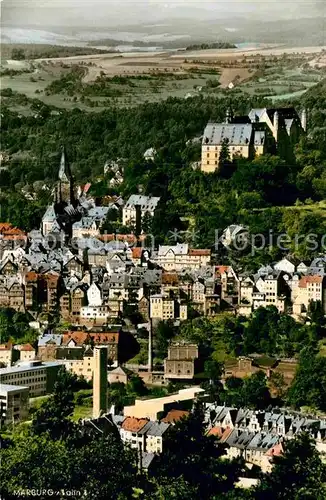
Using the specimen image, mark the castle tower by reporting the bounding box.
[273,110,279,141]
[93,346,108,418]
[301,108,307,132]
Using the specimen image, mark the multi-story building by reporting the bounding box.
[122,195,160,227]
[150,294,175,320]
[155,244,211,271]
[201,107,306,173]
[62,331,120,366]
[0,342,19,367]
[293,275,326,317]
[164,343,201,380]
[0,384,29,425]
[120,417,149,450]
[7,278,25,311]
[0,360,62,397]
[23,271,39,310]
[13,344,36,363]
[201,122,256,172]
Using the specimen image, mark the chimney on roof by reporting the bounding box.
[135,204,142,247]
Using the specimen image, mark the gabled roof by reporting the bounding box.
[139,420,170,436]
[161,409,189,424]
[158,244,189,256]
[208,426,224,438]
[109,366,128,376]
[299,275,323,287]
[125,195,160,211]
[14,343,35,352]
[62,331,119,346]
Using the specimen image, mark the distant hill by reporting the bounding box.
[0,44,113,60]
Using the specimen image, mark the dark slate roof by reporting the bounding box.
[139,421,170,436]
[141,452,156,469]
[203,123,253,146]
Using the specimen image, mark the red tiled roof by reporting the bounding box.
[0,342,12,350]
[298,275,323,288]
[162,273,179,285]
[62,331,119,346]
[207,426,224,437]
[132,247,143,259]
[219,427,233,442]
[188,249,211,256]
[25,272,38,281]
[161,409,189,424]
[0,223,26,238]
[215,265,230,276]
[121,417,149,432]
[0,223,13,231]
[15,343,35,352]
[266,442,284,457]
[98,234,146,243]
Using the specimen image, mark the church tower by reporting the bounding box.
[53,147,81,246]
[56,147,75,205]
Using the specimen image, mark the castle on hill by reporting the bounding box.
[201,107,307,173]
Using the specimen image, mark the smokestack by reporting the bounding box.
[93,346,108,418]
[135,204,142,245]
[148,317,153,373]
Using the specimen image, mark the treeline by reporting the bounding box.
[44,68,193,97]
[1,44,112,61]
[186,42,237,51]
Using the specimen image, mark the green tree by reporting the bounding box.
[0,431,138,500]
[31,368,76,439]
[287,347,326,411]
[150,403,244,499]
[240,371,271,410]
[219,138,231,172]
[11,48,25,60]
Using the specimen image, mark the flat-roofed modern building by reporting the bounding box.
[0,384,29,425]
[0,360,63,397]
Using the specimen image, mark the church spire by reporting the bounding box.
[58,146,71,183]
[56,146,75,205]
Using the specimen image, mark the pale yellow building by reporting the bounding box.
[201,107,306,173]
[64,348,94,381]
[155,244,211,271]
[150,294,175,320]
[123,387,205,420]
[201,123,254,173]
[293,275,325,317]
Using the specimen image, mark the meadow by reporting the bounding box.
[1,44,325,112]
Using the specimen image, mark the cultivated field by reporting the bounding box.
[1,44,325,111]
